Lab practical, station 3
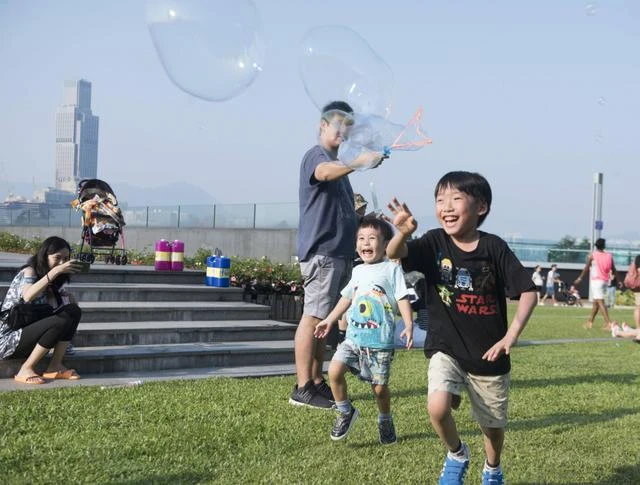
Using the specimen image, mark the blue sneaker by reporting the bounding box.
[482,467,504,485]
[439,442,470,485]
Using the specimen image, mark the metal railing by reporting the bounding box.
[0,203,299,230]
[1,204,638,265]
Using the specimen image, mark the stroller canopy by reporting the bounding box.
[78,179,118,205]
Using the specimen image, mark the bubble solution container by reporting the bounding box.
[205,255,231,287]
[171,240,184,271]
[154,239,171,271]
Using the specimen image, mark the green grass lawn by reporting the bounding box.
[1,306,639,484]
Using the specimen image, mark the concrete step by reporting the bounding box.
[72,320,297,346]
[0,264,207,285]
[0,283,244,303]
[0,340,301,377]
[76,301,271,323]
[0,363,331,392]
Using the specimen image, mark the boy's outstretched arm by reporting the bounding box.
[385,198,418,259]
[314,297,352,339]
[483,290,538,361]
[397,298,414,349]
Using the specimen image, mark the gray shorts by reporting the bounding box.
[332,338,394,385]
[300,254,352,319]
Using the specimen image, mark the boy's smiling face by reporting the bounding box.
[435,186,487,241]
[356,226,386,264]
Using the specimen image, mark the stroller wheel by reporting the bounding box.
[88,254,95,264]
[115,255,122,265]
[104,255,112,264]
[121,255,128,265]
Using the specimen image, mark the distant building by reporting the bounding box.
[55,79,99,193]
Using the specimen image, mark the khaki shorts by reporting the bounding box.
[428,351,510,428]
[635,292,640,306]
[300,254,352,319]
[591,280,608,300]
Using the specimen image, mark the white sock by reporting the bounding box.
[483,461,502,472]
[448,441,469,462]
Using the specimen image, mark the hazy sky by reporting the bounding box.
[0,0,638,241]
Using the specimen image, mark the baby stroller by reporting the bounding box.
[71,179,127,265]
[555,280,577,306]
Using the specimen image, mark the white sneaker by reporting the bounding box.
[553,303,559,307]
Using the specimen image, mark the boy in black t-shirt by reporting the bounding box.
[386,171,537,485]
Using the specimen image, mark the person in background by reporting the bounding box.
[540,264,560,306]
[0,236,83,384]
[574,238,616,330]
[569,285,584,307]
[606,274,618,309]
[531,265,544,305]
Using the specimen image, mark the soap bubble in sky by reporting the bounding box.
[146,0,264,102]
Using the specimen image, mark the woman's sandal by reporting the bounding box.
[42,369,81,380]
[14,374,46,385]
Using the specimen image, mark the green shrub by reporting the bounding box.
[0,232,42,253]
[0,232,303,291]
[617,289,636,306]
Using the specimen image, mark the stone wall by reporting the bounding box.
[4,226,298,263]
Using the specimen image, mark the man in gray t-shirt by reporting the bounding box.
[291,101,384,409]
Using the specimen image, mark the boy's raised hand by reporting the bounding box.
[386,198,418,236]
[314,320,333,339]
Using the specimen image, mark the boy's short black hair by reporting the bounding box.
[595,238,606,250]
[434,171,492,227]
[321,101,354,116]
[358,216,394,242]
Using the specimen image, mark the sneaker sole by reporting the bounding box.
[330,408,359,441]
[288,398,335,410]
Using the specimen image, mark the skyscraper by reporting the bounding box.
[55,79,99,192]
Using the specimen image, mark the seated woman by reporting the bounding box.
[0,236,83,384]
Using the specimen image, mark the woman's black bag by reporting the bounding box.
[0,300,54,331]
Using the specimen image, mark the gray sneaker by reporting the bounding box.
[378,418,397,445]
[331,406,359,441]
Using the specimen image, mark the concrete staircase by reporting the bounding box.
[0,263,300,383]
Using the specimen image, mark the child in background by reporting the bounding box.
[569,285,584,307]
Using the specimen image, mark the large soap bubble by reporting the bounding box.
[146,0,264,102]
[299,25,393,117]
[338,109,432,171]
